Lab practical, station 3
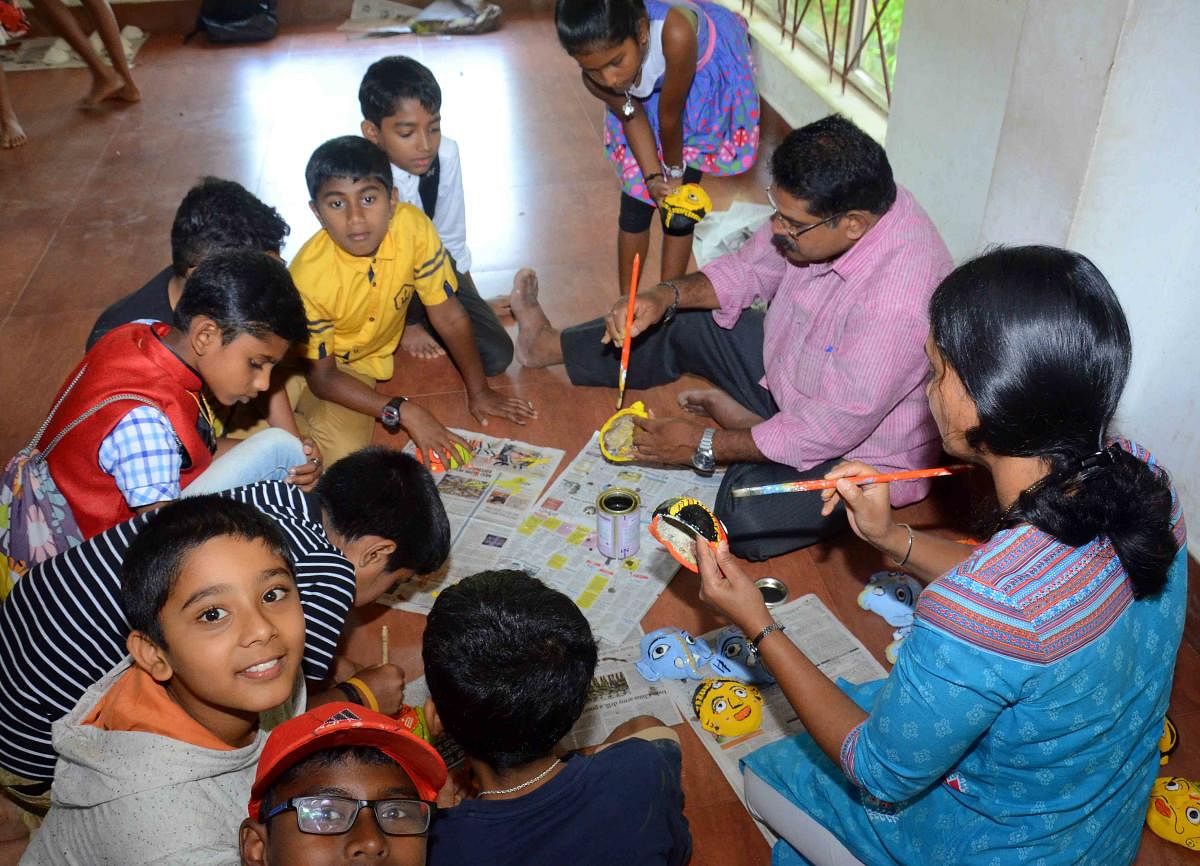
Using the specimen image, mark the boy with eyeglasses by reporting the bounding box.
[240,703,447,866]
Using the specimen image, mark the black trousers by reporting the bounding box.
[406,267,514,377]
[562,310,846,560]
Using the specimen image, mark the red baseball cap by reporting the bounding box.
[247,702,448,820]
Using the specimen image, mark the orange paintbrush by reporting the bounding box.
[731,464,974,498]
[616,253,641,410]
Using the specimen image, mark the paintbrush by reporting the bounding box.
[731,464,973,498]
[381,625,389,666]
[616,253,642,410]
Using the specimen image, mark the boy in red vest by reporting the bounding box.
[40,249,311,539]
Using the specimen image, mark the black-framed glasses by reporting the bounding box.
[265,796,435,836]
[765,186,842,240]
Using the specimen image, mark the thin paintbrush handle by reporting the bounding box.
[731,465,973,497]
[616,254,641,409]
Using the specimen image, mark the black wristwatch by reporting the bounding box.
[380,396,407,431]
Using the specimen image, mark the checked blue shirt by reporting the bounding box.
[96,405,182,508]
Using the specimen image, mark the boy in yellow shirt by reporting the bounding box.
[288,136,535,464]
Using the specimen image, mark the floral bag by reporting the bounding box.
[0,366,158,598]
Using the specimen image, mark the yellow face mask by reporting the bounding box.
[693,679,764,738]
[660,183,713,236]
[1146,777,1200,849]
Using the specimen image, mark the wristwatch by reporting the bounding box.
[380,396,407,431]
[691,428,716,474]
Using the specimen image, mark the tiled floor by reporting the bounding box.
[3,11,1198,865]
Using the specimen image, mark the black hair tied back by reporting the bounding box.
[931,246,1177,600]
[1002,442,1175,599]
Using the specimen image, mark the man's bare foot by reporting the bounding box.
[400,322,447,360]
[0,114,26,149]
[488,294,513,318]
[678,388,764,429]
[511,268,564,368]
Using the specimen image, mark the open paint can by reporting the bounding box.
[596,488,641,559]
[755,577,789,607]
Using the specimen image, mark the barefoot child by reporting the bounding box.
[26,0,139,107]
[239,703,447,866]
[359,56,513,374]
[22,498,307,865]
[286,136,535,466]
[555,0,758,295]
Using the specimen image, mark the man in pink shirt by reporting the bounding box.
[513,115,953,559]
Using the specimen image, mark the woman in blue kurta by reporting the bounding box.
[696,245,1187,865]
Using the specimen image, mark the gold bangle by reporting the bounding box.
[890,523,914,569]
[345,676,380,713]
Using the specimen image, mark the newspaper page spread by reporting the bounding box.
[662,594,888,805]
[382,431,564,612]
[499,432,725,646]
[558,638,684,753]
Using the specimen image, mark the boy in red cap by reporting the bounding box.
[240,702,448,866]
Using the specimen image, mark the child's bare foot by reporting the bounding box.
[511,268,563,368]
[488,294,513,318]
[678,388,764,429]
[0,114,26,149]
[400,322,447,360]
[114,77,141,103]
[81,71,125,107]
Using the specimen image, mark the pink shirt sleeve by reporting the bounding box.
[702,223,789,328]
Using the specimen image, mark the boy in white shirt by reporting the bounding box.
[359,56,514,375]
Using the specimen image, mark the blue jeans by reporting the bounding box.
[183,428,305,496]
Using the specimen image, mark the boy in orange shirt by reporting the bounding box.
[23,498,308,866]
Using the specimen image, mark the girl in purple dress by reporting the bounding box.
[556,0,759,295]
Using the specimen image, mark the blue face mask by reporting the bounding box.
[635,628,714,682]
[707,626,776,685]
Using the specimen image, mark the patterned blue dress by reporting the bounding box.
[743,442,1188,866]
[603,0,760,206]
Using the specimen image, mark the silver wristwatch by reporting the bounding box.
[691,428,716,474]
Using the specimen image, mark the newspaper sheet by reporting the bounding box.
[662,594,888,805]
[558,639,684,753]
[382,431,564,611]
[499,432,724,646]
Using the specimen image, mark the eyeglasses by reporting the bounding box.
[765,187,842,240]
[265,796,435,836]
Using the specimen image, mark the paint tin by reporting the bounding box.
[755,577,789,607]
[596,488,641,559]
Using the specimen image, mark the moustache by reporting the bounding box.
[771,233,799,256]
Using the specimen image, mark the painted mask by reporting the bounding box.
[599,401,648,463]
[660,183,712,236]
[1146,777,1200,849]
[635,628,714,682]
[707,626,775,684]
[1160,716,1179,765]
[857,571,923,628]
[649,497,726,572]
[693,679,765,738]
